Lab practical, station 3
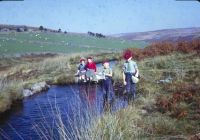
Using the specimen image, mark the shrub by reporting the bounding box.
[39,26,44,31]
[128,38,200,60]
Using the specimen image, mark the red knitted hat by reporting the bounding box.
[102,60,109,65]
[123,49,132,60]
[87,56,93,60]
[80,58,85,62]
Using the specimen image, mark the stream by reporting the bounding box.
[0,61,129,139]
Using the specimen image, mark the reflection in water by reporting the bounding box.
[78,82,116,113]
[85,83,97,106]
[0,83,128,139]
[78,83,97,107]
[0,100,24,124]
[77,82,96,119]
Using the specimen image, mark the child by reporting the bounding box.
[102,61,115,107]
[122,49,139,100]
[85,57,97,82]
[77,58,86,82]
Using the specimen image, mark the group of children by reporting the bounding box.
[76,56,115,104]
[76,57,97,82]
[76,50,139,105]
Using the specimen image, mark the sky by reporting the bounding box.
[0,0,200,34]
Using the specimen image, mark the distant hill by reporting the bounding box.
[111,27,200,42]
[0,24,108,38]
[0,24,59,33]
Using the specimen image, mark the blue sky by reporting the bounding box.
[0,0,200,34]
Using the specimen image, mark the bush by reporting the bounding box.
[39,26,44,31]
[128,38,200,60]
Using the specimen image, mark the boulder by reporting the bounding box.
[141,109,147,115]
[22,69,32,74]
[22,82,50,98]
[23,89,33,97]
[31,82,50,94]
[157,77,173,84]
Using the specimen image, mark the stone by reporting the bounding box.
[157,77,173,84]
[31,81,50,94]
[22,69,32,74]
[22,82,50,98]
[23,89,33,97]
[141,109,147,115]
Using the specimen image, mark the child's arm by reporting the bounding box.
[122,71,126,85]
[135,69,139,77]
[84,63,88,70]
[122,63,127,85]
[94,63,97,72]
[76,65,80,75]
[134,63,139,77]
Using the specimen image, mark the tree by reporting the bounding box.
[39,26,44,31]
[24,26,28,31]
[16,28,24,32]
[58,28,62,33]
[88,31,95,36]
[95,33,106,38]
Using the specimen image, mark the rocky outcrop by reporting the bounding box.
[22,82,50,97]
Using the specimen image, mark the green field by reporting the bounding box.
[0,32,147,55]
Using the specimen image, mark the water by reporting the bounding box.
[0,61,129,139]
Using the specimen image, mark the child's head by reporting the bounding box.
[80,59,85,64]
[123,49,132,61]
[87,57,93,63]
[103,61,109,68]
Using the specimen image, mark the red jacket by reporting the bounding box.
[85,62,97,72]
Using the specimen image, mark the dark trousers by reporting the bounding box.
[125,73,136,98]
[102,77,115,103]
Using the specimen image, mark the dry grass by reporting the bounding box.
[0,52,200,139]
[87,52,200,139]
[28,52,200,140]
[0,54,80,112]
[0,78,23,112]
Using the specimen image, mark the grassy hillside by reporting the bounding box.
[111,27,200,42]
[0,32,147,56]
